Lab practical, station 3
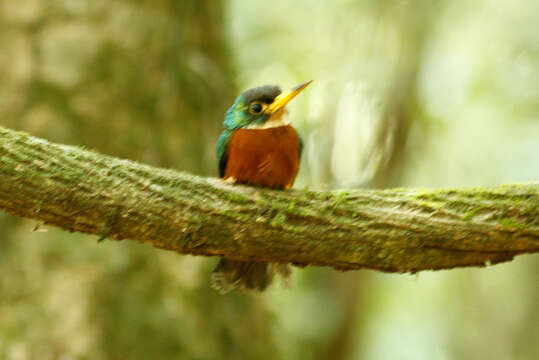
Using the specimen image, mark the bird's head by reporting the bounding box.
[223,80,312,130]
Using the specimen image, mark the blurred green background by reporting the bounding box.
[1,1,538,359]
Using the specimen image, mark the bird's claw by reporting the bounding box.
[224,177,237,185]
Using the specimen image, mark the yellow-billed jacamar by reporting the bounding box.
[212,80,312,293]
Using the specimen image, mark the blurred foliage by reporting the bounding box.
[0,0,538,359]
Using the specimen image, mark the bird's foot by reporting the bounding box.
[224,177,237,185]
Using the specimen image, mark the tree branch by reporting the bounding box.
[0,125,537,272]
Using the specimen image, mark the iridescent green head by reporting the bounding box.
[223,81,312,130]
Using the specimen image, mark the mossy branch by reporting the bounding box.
[0,125,538,272]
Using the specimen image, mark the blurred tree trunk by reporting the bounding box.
[319,2,450,359]
[0,1,233,174]
[0,2,283,359]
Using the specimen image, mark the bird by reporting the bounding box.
[212,80,312,293]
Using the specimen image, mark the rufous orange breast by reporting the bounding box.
[224,125,300,189]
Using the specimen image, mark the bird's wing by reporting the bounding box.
[217,131,231,178]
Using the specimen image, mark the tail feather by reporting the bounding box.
[211,259,290,294]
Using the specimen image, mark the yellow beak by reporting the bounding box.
[265,80,313,114]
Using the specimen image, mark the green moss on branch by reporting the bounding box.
[0,125,538,272]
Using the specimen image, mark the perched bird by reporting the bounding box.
[212,80,312,293]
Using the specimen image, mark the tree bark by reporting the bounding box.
[0,125,537,272]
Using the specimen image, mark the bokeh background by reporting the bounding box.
[1,1,538,359]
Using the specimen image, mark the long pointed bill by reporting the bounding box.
[265,80,313,114]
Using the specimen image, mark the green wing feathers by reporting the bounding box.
[217,131,231,178]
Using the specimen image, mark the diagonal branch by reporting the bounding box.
[0,125,537,272]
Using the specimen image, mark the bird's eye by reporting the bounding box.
[249,102,263,115]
